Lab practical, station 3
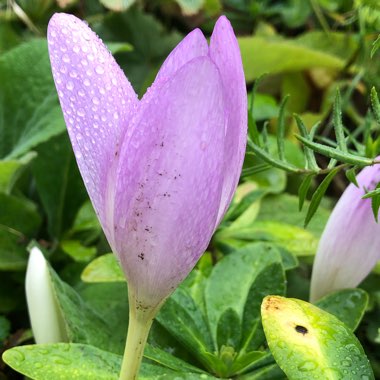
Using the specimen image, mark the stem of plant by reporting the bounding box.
[119,291,161,380]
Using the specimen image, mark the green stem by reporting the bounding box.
[119,291,160,380]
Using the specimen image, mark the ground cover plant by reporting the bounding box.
[1,0,380,379]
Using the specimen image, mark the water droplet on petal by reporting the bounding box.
[92,97,100,105]
[77,108,85,117]
[62,54,70,63]
[84,79,90,87]
[73,45,80,53]
[66,81,74,91]
[95,66,104,75]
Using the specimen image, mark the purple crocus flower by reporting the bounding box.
[48,13,246,379]
[310,163,380,302]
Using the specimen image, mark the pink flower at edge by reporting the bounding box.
[47,13,247,309]
[310,161,380,302]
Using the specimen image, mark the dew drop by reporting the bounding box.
[77,108,85,117]
[61,27,68,35]
[62,54,70,63]
[50,30,57,38]
[113,112,119,120]
[73,45,80,53]
[112,77,118,86]
[81,59,88,67]
[84,78,91,87]
[69,70,78,78]
[92,97,100,105]
[99,87,106,95]
[88,54,94,61]
[78,89,85,97]
[66,81,74,91]
[95,65,104,75]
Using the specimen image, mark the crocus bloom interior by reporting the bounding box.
[47,14,247,310]
[310,162,380,302]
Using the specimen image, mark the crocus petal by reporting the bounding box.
[47,13,138,237]
[210,16,247,225]
[26,247,68,344]
[310,163,380,302]
[113,56,225,308]
[153,28,208,87]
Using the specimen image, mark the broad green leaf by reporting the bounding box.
[205,243,283,344]
[99,0,136,11]
[238,35,348,82]
[77,282,128,342]
[144,344,205,374]
[315,289,369,331]
[0,152,36,193]
[156,287,215,369]
[2,343,213,380]
[0,39,65,159]
[48,266,124,354]
[250,93,279,121]
[0,315,10,343]
[241,262,286,353]
[32,133,87,238]
[174,0,204,15]
[2,343,121,380]
[217,308,241,350]
[0,194,41,270]
[81,253,125,283]
[217,221,318,256]
[61,240,96,262]
[256,193,330,237]
[261,296,374,380]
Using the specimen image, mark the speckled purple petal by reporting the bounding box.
[153,28,208,87]
[310,163,380,302]
[47,13,138,234]
[112,56,225,307]
[210,16,248,226]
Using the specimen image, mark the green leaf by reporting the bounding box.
[32,133,88,238]
[0,39,65,159]
[61,240,97,262]
[0,194,41,270]
[0,315,10,344]
[257,193,330,237]
[296,135,374,166]
[217,308,242,350]
[277,95,290,161]
[238,35,350,82]
[371,191,380,222]
[2,343,213,380]
[156,287,215,369]
[99,0,136,11]
[304,167,341,227]
[261,296,374,379]
[217,221,318,256]
[205,243,283,345]
[315,289,369,331]
[243,262,286,350]
[371,34,380,58]
[81,253,125,283]
[0,152,36,193]
[48,266,124,354]
[332,89,347,153]
[2,343,121,380]
[174,0,204,15]
[298,174,314,211]
[371,87,380,126]
[345,167,359,187]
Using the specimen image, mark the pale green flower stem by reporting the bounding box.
[119,291,161,380]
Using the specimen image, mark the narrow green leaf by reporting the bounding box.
[248,142,299,173]
[371,34,380,58]
[262,122,269,152]
[362,185,380,199]
[277,95,290,161]
[345,167,359,187]
[333,89,347,153]
[370,87,380,126]
[296,135,374,165]
[315,289,369,331]
[371,188,380,222]
[294,114,319,171]
[298,174,314,211]
[261,296,374,380]
[305,167,341,227]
